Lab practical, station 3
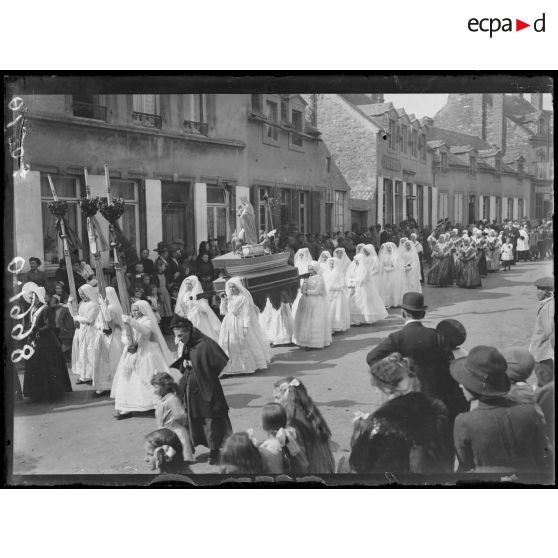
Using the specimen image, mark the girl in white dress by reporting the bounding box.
[318,250,331,275]
[399,239,422,294]
[347,253,388,325]
[323,257,350,333]
[292,247,315,318]
[333,247,351,276]
[259,293,294,347]
[176,275,221,343]
[219,277,271,375]
[111,300,178,419]
[70,284,101,384]
[364,244,381,291]
[378,242,405,308]
[92,286,125,394]
[293,262,332,349]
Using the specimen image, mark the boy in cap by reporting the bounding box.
[529,276,554,387]
[451,346,552,474]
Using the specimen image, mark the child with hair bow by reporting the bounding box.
[144,428,189,474]
[252,402,309,475]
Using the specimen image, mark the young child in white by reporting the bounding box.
[150,372,194,461]
[500,236,514,271]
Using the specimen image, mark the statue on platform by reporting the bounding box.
[237,196,259,246]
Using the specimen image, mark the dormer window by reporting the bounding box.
[388,119,396,150]
[280,96,290,123]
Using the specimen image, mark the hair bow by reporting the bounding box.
[276,427,301,456]
[352,411,370,423]
[154,445,176,466]
[288,379,300,388]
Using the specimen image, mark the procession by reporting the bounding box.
[7,89,554,482]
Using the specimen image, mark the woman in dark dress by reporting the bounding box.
[21,282,72,402]
[427,234,451,287]
[348,353,454,474]
[456,237,482,288]
[171,315,232,465]
[196,252,216,294]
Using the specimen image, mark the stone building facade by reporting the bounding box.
[306,94,434,231]
[13,93,349,274]
[434,93,553,219]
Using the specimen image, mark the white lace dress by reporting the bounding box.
[293,274,332,348]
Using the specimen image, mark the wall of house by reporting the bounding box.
[434,167,531,223]
[312,94,379,228]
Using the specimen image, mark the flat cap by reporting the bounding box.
[535,276,554,291]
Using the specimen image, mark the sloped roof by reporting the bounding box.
[340,93,376,106]
[426,125,493,151]
[450,145,476,154]
[477,149,501,158]
[503,94,539,118]
[427,140,446,149]
[356,102,395,117]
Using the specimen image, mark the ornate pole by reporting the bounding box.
[48,175,78,314]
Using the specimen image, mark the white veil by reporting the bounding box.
[333,247,351,274]
[132,299,173,364]
[378,242,400,270]
[176,275,204,317]
[323,257,346,291]
[294,247,314,274]
[104,286,124,328]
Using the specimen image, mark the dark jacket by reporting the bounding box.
[454,397,553,473]
[367,322,468,423]
[379,230,392,246]
[349,392,454,474]
[173,330,230,419]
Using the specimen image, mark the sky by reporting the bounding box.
[383,93,552,119]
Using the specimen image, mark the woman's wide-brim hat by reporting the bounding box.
[154,241,169,253]
[450,345,510,397]
[437,319,467,348]
[21,281,46,305]
[400,292,427,312]
[534,276,554,292]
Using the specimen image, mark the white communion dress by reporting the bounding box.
[176,275,221,343]
[293,268,332,349]
[323,258,350,333]
[346,254,388,325]
[219,278,271,375]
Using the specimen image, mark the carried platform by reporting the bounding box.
[212,249,299,311]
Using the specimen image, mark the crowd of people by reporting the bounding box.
[16,213,554,478]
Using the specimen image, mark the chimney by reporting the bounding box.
[471,94,487,140]
[530,93,543,110]
[308,94,318,127]
[367,93,385,104]
[492,93,506,154]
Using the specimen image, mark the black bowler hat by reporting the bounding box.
[450,345,510,397]
[400,292,428,312]
[170,314,194,330]
[436,319,467,348]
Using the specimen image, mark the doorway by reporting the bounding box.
[468,195,476,225]
[161,181,193,250]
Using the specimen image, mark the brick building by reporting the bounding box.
[305,94,434,231]
[433,93,553,219]
[13,93,349,275]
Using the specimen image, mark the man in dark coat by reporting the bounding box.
[366,292,468,424]
[379,224,392,246]
[170,315,232,465]
[451,346,553,474]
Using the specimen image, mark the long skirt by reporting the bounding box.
[189,415,233,451]
[427,257,451,287]
[23,343,73,402]
[456,260,482,288]
[477,253,488,277]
